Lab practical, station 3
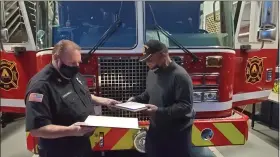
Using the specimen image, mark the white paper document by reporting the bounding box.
[114,102,147,112]
[83,115,139,129]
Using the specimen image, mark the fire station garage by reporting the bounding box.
[0,1,279,157]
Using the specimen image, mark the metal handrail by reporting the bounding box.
[6,6,19,22]
[6,1,17,12]
[3,1,24,40]
[9,22,23,38]
[7,14,20,30]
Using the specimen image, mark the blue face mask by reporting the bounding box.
[59,63,79,78]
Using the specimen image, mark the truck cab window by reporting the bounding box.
[36,1,137,50]
[144,1,234,48]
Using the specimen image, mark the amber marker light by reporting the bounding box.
[206,56,223,68]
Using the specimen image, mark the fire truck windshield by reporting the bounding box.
[36,1,233,50]
[36,1,136,49]
[145,1,234,48]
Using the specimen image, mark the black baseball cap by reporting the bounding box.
[139,40,168,62]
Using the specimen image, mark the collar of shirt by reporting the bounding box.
[48,63,71,83]
[154,61,176,74]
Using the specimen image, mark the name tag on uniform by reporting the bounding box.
[62,91,72,98]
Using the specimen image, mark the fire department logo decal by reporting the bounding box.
[245,56,264,84]
[0,59,19,90]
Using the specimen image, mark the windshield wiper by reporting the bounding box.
[82,19,122,63]
[148,4,200,62]
[83,2,123,63]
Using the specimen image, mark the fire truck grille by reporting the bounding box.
[98,56,183,121]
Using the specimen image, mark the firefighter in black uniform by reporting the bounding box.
[128,40,195,157]
[25,40,120,157]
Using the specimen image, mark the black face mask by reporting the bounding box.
[59,63,79,78]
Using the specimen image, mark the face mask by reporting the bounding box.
[59,63,79,79]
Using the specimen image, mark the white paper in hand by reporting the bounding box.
[114,102,147,112]
[83,115,139,129]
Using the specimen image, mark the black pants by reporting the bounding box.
[145,126,193,157]
[38,149,94,157]
[38,143,94,157]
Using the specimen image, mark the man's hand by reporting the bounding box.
[144,104,158,115]
[102,98,121,107]
[127,97,136,102]
[68,122,96,137]
[91,95,121,107]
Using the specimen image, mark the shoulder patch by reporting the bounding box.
[28,93,44,102]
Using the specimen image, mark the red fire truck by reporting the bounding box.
[0,0,278,154]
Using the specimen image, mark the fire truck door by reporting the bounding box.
[0,1,38,113]
[233,1,279,106]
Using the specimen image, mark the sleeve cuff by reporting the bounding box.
[156,107,165,115]
[31,118,52,130]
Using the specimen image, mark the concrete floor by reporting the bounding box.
[216,122,279,157]
[1,119,278,157]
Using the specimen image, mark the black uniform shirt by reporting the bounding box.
[134,61,195,133]
[25,64,95,155]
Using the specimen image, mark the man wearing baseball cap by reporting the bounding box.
[128,40,195,157]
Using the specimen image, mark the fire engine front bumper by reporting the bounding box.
[26,110,249,154]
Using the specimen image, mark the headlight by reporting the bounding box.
[193,91,218,102]
[193,92,203,102]
[204,91,218,102]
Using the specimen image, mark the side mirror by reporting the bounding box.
[0,28,9,42]
[257,27,277,42]
[36,30,45,49]
[36,30,45,42]
[260,1,277,28]
[257,1,278,42]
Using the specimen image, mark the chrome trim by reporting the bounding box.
[194,90,219,102]
[206,56,223,68]
[193,91,203,103]
[191,72,220,75]
[191,73,220,87]
[265,68,273,82]
[97,57,102,95]
[204,91,219,102]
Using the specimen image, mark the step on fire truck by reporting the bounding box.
[0,0,279,154]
